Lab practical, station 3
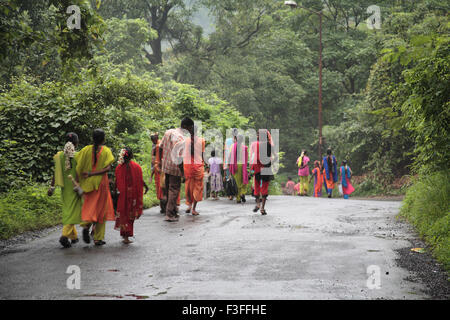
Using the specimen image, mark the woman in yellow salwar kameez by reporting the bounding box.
[76,129,115,246]
[48,133,82,248]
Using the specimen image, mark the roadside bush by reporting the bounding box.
[0,184,62,240]
[0,78,110,192]
[400,171,450,271]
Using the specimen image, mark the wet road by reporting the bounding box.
[0,196,427,300]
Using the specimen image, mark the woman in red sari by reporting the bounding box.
[114,147,148,244]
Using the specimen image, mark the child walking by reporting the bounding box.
[208,150,223,200]
[76,129,115,246]
[340,160,355,199]
[48,132,82,248]
[114,147,148,244]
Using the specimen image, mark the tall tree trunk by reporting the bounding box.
[148,34,163,65]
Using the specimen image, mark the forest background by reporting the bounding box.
[0,0,448,270]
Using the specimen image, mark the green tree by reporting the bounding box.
[0,0,105,84]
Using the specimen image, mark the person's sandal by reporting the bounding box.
[261,209,267,216]
[59,236,71,248]
[71,238,79,245]
[94,240,106,246]
[82,228,91,244]
[253,206,260,213]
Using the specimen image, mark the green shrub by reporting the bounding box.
[400,171,450,271]
[0,184,63,240]
[0,78,112,192]
[352,178,383,197]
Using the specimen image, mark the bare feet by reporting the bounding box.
[186,207,191,214]
[192,210,200,216]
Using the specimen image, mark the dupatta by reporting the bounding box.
[229,142,248,185]
[75,145,115,193]
[323,155,338,182]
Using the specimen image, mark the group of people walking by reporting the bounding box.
[49,118,278,248]
[283,149,355,199]
[150,120,278,221]
[49,129,148,248]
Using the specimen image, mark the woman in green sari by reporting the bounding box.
[48,133,82,248]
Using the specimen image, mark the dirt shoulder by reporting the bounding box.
[351,195,405,201]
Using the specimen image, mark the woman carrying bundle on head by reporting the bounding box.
[114,147,148,244]
[76,129,115,246]
[48,132,82,248]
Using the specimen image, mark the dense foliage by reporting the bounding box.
[400,171,450,271]
[0,0,448,270]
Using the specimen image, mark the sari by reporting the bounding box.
[75,145,115,224]
[322,155,338,190]
[114,161,144,237]
[54,151,82,226]
[184,137,205,206]
[312,167,323,198]
[152,140,163,200]
[340,166,355,198]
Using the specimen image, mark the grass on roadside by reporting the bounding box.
[0,184,62,240]
[399,171,450,272]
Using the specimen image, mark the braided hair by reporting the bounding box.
[92,129,105,166]
[327,148,334,175]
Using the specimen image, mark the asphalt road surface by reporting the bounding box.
[0,196,428,300]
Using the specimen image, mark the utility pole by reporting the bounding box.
[284,1,324,158]
[318,11,323,158]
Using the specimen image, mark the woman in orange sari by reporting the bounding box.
[150,133,164,213]
[114,147,148,244]
[184,127,205,216]
[76,129,115,246]
[309,161,323,198]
